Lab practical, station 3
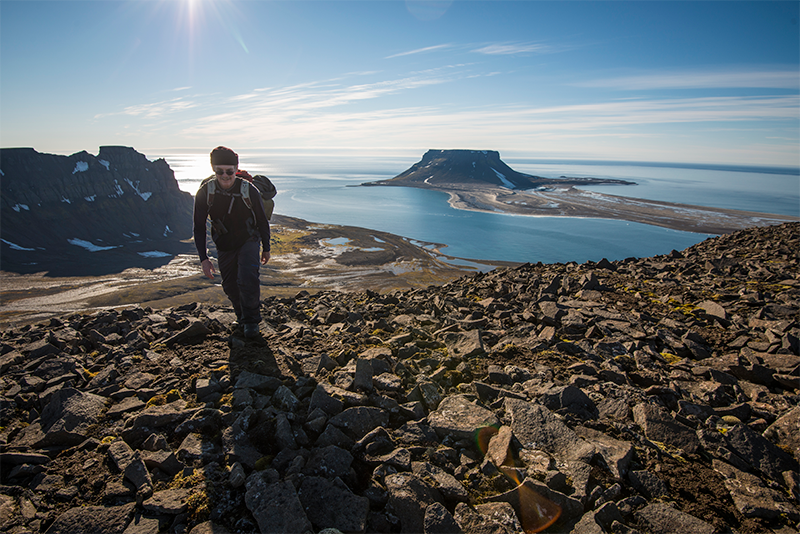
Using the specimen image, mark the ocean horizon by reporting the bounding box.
[151,150,800,266]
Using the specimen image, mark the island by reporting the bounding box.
[362,149,799,234]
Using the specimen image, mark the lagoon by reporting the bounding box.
[156,152,799,265]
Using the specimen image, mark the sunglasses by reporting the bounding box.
[215,168,236,176]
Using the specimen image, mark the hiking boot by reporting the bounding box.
[243,323,259,339]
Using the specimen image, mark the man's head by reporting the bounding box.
[210,146,238,189]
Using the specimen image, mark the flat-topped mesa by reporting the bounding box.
[364,149,635,189]
[395,149,542,189]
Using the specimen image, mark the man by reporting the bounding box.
[193,146,271,338]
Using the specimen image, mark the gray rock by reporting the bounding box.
[453,502,515,534]
[474,503,523,532]
[442,330,485,358]
[628,469,670,499]
[164,319,210,346]
[428,394,499,441]
[107,396,146,418]
[107,439,153,499]
[0,494,15,532]
[635,503,716,534]
[298,476,369,533]
[32,387,106,447]
[44,502,136,534]
[142,488,190,514]
[229,462,246,488]
[575,427,634,480]
[273,385,300,412]
[724,424,798,483]
[385,472,441,533]
[176,432,222,464]
[233,371,282,392]
[486,478,583,525]
[140,449,183,476]
[412,461,469,502]
[570,512,605,534]
[763,406,800,463]
[538,384,598,419]
[632,402,699,454]
[244,477,312,534]
[274,413,298,450]
[122,513,161,534]
[316,423,356,449]
[424,502,462,534]
[221,422,263,469]
[407,380,443,411]
[504,398,595,462]
[188,521,231,534]
[712,459,799,521]
[302,444,354,479]
[697,300,728,321]
[328,406,389,440]
[309,386,346,416]
[353,358,374,391]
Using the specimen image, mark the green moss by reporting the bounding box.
[186,490,211,523]
[255,456,274,471]
[146,388,182,408]
[660,352,682,365]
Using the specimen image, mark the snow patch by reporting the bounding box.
[112,180,124,197]
[85,195,97,202]
[98,159,110,171]
[138,251,171,258]
[124,178,152,201]
[11,204,30,212]
[163,226,172,237]
[491,167,516,189]
[2,239,35,251]
[72,161,89,174]
[68,238,121,251]
[61,197,71,204]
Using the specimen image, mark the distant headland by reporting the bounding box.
[362,149,799,234]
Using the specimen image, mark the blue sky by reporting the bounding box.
[2,0,799,167]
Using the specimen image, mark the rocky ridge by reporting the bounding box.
[0,147,194,275]
[0,223,799,534]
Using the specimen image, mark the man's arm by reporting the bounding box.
[193,185,216,278]
[249,188,272,263]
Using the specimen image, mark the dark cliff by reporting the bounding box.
[0,147,194,275]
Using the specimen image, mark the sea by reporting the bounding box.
[151,151,800,267]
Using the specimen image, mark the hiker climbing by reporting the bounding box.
[193,146,272,338]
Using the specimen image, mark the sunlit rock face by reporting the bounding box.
[0,146,194,274]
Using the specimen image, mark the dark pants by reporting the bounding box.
[217,237,261,325]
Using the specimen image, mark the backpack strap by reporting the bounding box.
[241,181,253,211]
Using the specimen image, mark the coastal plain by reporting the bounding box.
[427,183,799,235]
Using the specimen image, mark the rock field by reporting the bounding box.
[1,222,799,534]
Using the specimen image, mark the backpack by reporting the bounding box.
[202,172,277,221]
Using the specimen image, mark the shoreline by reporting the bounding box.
[376,183,799,235]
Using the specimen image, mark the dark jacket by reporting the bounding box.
[193,177,271,262]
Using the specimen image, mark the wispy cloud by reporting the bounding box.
[94,97,198,119]
[385,44,453,59]
[95,67,799,166]
[578,69,800,90]
[472,42,549,55]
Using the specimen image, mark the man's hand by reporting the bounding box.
[261,250,271,265]
[201,259,216,279]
